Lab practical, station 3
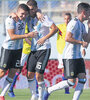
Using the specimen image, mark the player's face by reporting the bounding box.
[64,15,71,25]
[17,8,28,20]
[28,5,38,18]
[83,9,90,20]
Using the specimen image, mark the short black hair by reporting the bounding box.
[77,2,90,14]
[27,0,37,7]
[65,13,72,18]
[18,4,30,12]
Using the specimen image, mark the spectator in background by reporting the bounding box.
[56,13,72,94]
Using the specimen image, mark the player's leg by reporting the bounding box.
[4,49,22,97]
[58,54,70,94]
[8,71,20,97]
[8,53,29,97]
[34,74,39,94]
[35,49,51,100]
[43,59,77,100]
[0,47,12,100]
[72,59,86,100]
[27,51,38,100]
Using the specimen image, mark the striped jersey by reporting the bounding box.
[2,17,25,50]
[31,15,53,51]
[63,18,87,59]
[56,23,66,54]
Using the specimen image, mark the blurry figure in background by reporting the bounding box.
[8,22,32,97]
[56,13,72,94]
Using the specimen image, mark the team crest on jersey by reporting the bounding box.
[71,72,74,76]
[3,64,7,68]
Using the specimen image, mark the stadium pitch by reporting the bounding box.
[0,88,90,100]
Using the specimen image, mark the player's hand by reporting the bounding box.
[9,13,18,22]
[27,31,38,38]
[37,37,46,45]
[82,41,88,48]
[36,9,45,22]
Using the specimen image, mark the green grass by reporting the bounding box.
[0,88,90,100]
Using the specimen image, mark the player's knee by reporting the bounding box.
[78,73,86,84]
[67,80,75,86]
[78,78,87,84]
[27,72,35,79]
[36,73,43,82]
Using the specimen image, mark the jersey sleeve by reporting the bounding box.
[5,17,15,29]
[67,19,78,35]
[42,15,54,27]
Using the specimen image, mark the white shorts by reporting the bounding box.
[20,53,29,66]
[57,53,64,69]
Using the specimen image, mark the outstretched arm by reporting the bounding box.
[8,29,38,40]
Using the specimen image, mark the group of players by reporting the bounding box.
[0,0,90,100]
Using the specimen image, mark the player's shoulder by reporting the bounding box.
[57,23,65,28]
[68,18,78,27]
[70,18,78,24]
[6,16,15,24]
[57,23,65,26]
[6,16,14,21]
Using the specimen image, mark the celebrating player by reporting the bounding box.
[43,2,90,100]
[0,4,37,100]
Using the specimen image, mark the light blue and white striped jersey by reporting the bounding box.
[31,15,53,51]
[2,17,25,50]
[63,18,87,59]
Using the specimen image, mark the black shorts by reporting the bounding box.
[63,58,86,79]
[27,49,51,74]
[0,47,22,70]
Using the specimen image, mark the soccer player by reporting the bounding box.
[56,13,72,94]
[7,2,44,99]
[8,22,32,97]
[0,4,37,100]
[26,0,58,100]
[43,2,90,100]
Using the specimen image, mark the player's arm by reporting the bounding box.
[8,29,38,40]
[37,23,58,45]
[43,23,58,39]
[36,9,45,22]
[65,31,88,48]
